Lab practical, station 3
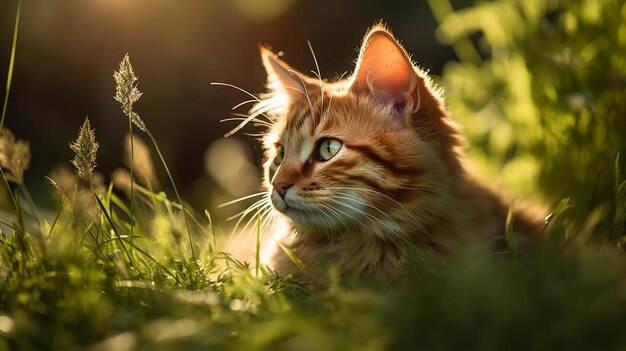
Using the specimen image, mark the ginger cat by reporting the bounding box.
[232,24,545,282]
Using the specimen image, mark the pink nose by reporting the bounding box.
[272,181,293,198]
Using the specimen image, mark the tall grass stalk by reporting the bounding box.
[255,215,261,278]
[114,55,196,263]
[0,0,21,133]
[128,112,135,259]
[145,130,196,260]
[0,1,22,222]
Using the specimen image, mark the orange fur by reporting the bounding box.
[249,24,545,282]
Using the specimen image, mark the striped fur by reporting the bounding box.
[252,24,545,282]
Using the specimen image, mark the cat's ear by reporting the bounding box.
[350,26,418,115]
[260,46,319,103]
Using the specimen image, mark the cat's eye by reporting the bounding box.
[318,139,342,161]
[274,144,285,165]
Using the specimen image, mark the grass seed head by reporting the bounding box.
[69,117,99,183]
[0,128,31,184]
[114,54,147,132]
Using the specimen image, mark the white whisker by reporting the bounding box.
[231,112,273,124]
[328,198,409,244]
[260,209,279,235]
[327,186,419,225]
[307,40,324,113]
[316,202,355,243]
[211,82,260,101]
[233,201,272,237]
[287,69,316,118]
[326,71,348,114]
[218,192,266,208]
[231,99,260,110]
[333,194,395,223]
[228,197,268,221]
[220,117,273,128]
[243,132,269,137]
[224,106,274,138]
[310,206,333,239]
[240,204,273,235]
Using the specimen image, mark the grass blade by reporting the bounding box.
[0,0,21,132]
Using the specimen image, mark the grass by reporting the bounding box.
[1,1,626,350]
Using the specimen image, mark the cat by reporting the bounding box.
[236,24,545,283]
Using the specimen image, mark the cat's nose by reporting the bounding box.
[272,181,293,198]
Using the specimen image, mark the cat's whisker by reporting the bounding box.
[329,186,411,211]
[333,194,396,224]
[325,71,348,114]
[231,112,273,125]
[227,199,270,242]
[260,209,278,236]
[332,192,417,243]
[218,192,266,208]
[316,202,356,242]
[328,198,410,244]
[227,197,268,221]
[234,201,272,237]
[229,198,271,238]
[287,70,316,118]
[317,202,351,234]
[212,82,281,136]
[231,99,260,111]
[249,97,284,123]
[220,117,272,129]
[309,206,334,241]
[316,200,352,227]
[316,205,342,243]
[211,82,260,101]
[318,204,344,238]
[328,186,421,226]
[224,106,274,138]
[307,40,324,114]
[242,204,273,235]
[230,204,273,248]
[243,132,270,137]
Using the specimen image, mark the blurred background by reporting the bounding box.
[0,0,458,223]
[1,0,625,229]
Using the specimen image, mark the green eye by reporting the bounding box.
[318,139,342,161]
[274,144,285,165]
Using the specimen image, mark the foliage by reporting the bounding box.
[0,0,625,350]
[437,0,626,223]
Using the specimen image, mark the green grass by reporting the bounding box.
[1,0,626,349]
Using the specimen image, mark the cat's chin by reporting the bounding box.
[270,190,330,231]
[270,190,289,212]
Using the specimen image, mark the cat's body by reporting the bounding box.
[238,24,545,282]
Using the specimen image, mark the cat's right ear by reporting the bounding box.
[260,46,319,103]
[350,26,419,117]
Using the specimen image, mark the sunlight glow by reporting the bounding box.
[205,138,259,196]
[229,0,297,22]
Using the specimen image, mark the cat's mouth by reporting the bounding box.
[270,189,364,230]
[270,189,298,213]
[270,189,318,220]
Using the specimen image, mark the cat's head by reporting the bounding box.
[257,24,463,239]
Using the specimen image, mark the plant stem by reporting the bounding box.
[128,117,135,260]
[0,0,21,133]
[146,131,196,261]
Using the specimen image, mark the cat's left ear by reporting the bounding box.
[260,46,320,103]
[350,26,418,115]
